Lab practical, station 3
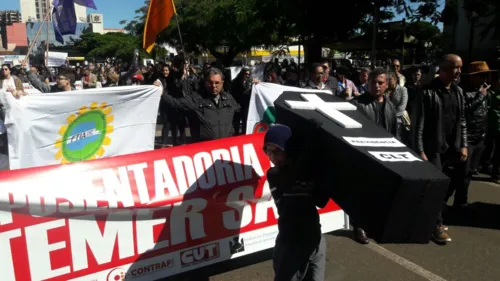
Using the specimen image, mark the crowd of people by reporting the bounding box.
[1,50,500,280]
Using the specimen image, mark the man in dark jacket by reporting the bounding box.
[351,68,398,136]
[349,68,397,244]
[231,68,252,135]
[162,68,240,143]
[452,61,492,207]
[412,54,468,244]
[264,124,328,281]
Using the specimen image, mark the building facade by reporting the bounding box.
[20,0,87,22]
[0,11,27,53]
[0,11,22,23]
[442,0,500,64]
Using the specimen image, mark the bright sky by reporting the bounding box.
[1,0,445,29]
[1,0,144,28]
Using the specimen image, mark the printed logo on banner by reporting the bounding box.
[343,137,406,147]
[229,237,245,254]
[106,267,126,281]
[127,258,175,279]
[368,151,423,162]
[55,102,114,163]
[180,243,220,268]
[252,107,276,133]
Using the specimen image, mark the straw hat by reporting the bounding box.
[465,61,497,75]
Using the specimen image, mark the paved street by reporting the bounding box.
[155,125,500,281]
[167,175,500,281]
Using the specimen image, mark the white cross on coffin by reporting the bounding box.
[285,94,363,129]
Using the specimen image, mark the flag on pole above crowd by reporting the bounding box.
[53,0,98,44]
[143,0,177,53]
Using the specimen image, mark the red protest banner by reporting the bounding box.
[0,133,343,281]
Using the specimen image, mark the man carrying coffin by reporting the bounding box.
[349,68,398,244]
[413,54,468,244]
[264,124,328,281]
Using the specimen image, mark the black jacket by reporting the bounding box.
[350,94,398,136]
[267,164,327,244]
[162,89,240,142]
[464,90,489,144]
[412,78,467,155]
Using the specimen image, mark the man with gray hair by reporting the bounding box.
[162,67,240,143]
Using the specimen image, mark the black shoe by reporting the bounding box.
[353,228,369,244]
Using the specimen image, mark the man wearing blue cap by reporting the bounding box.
[264,124,328,281]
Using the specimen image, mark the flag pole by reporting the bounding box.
[172,0,185,57]
[26,12,50,59]
[45,0,50,67]
[174,14,185,56]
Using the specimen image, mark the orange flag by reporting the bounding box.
[143,0,177,53]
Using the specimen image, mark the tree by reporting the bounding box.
[74,32,141,62]
[122,0,288,65]
[122,0,442,65]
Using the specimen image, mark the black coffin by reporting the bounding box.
[274,92,450,243]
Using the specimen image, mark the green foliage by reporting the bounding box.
[406,21,441,44]
[121,0,442,64]
[74,32,140,61]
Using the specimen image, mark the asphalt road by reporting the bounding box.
[164,177,499,281]
[155,126,500,281]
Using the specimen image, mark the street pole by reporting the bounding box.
[371,3,379,69]
[401,18,406,65]
[468,17,476,65]
[45,0,50,67]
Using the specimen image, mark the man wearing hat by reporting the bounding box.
[264,124,328,281]
[448,61,494,209]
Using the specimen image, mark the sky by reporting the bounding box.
[0,0,145,28]
[1,0,444,29]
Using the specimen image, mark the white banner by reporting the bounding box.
[0,85,162,169]
[47,51,68,67]
[228,65,265,81]
[74,80,83,90]
[245,83,332,134]
[22,83,42,94]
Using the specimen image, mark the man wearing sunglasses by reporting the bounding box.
[23,61,74,93]
[264,124,328,281]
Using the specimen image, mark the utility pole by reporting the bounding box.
[371,1,380,69]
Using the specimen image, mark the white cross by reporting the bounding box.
[285,94,363,129]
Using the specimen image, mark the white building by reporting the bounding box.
[19,0,87,22]
[88,13,103,34]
